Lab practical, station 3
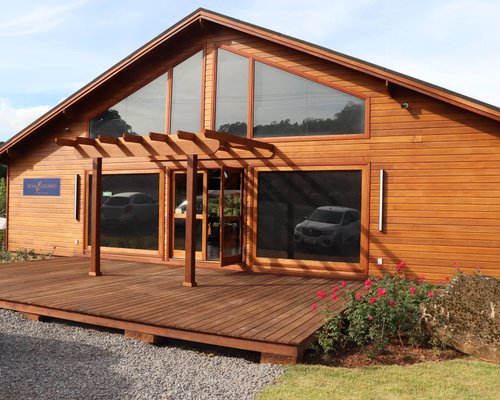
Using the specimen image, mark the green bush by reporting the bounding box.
[315,262,439,356]
[0,248,51,263]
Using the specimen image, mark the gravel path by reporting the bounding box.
[0,309,283,400]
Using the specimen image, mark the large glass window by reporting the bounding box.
[90,74,167,138]
[257,170,362,262]
[215,49,248,136]
[253,62,365,137]
[88,173,160,250]
[170,50,203,134]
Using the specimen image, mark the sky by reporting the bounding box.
[0,0,498,141]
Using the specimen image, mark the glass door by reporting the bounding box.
[172,171,206,260]
[170,168,243,265]
[220,168,243,266]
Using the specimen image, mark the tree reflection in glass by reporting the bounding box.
[216,49,248,137]
[90,73,167,138]
[253,62,364,137]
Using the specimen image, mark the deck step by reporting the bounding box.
[125,329,161,345]
[21,312,49,322]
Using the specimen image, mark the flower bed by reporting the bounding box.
[313,262,443,357]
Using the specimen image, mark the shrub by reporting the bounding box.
[315,262,439,356]
[0,248,52,263]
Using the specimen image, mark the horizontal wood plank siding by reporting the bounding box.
[6,26,500,281]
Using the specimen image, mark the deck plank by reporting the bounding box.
[0,257,360,357]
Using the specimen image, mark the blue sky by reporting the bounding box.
[0,0,498,141]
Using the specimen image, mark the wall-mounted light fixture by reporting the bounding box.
[400,102,409,109]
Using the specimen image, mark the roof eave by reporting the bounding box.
[1,8,498,159]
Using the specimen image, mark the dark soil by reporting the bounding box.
[304,342,465,368]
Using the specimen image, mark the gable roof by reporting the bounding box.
[1,8,498,158]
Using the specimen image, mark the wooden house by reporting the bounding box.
[1,8,499,284]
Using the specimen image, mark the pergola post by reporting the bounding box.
[183,154,197,287]
[90,157,102,277]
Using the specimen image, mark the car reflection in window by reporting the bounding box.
[294,206,360,251]
[101,192,159,229]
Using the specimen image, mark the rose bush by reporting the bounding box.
[315,262,440,356]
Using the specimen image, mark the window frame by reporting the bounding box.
[83,167,166,258]
[86,46,206,138]
[250,164,370,277]
[168,47,206,135]
[213,44,370,142]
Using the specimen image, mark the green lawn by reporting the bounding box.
[259,360,500,400]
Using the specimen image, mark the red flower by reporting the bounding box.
[317,290,327,298]
[369,297,376,303]
[395,261,406,271]
[409,287,417,294]
[332,287,338,292]
[341,281,347,287]
[377,288,387,297]
[389,299,396,306]
[311,303,317,310]
[368,315,374,321]
[428,291,434,297]
[365,285,371,292]
[375,276,380,282]
[331,294,338,300]
[365,279,373,286]
[419,276,426,283]
[356,293,363,300]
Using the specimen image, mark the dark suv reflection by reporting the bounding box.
[294,206,360,248]
[101,192,158,227]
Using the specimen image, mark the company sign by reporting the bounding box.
[23,178,61,196]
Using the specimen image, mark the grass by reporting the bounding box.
[259,360,500,400]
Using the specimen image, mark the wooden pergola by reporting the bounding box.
[56,129,275,287]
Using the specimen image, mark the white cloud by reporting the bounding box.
[0,1,86,36]
[0,99,52,141]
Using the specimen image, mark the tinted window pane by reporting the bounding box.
[170,51,203,134]
[257,170,361,262]
[90,74,167,138]
[174,173,204,214]
[253,62,364,137]
[88,174,159,250]
[215,49,248,136]
[223,221,240,257]
[173,219,203,252]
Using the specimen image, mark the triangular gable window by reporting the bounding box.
[170,50,203,134]
[90,73,167,138]
[253,61,365,137]
[215,48,365,138]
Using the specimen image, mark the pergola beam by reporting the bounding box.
[122,133,143,143]
[55,137,76,147]
[203,129,275,152]
[98,135,119,144]
[149,132,171,142]
[75,137,96,146]
[177,131,197,141]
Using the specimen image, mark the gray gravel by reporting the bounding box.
[0,309,284,399]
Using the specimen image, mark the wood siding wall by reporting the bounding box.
[7,25,500,281]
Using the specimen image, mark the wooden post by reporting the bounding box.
[183,154,197,287]
[90,157,102,277]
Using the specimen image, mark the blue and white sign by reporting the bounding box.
[23,178,61,196]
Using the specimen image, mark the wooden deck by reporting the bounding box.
[0,257,362,363]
